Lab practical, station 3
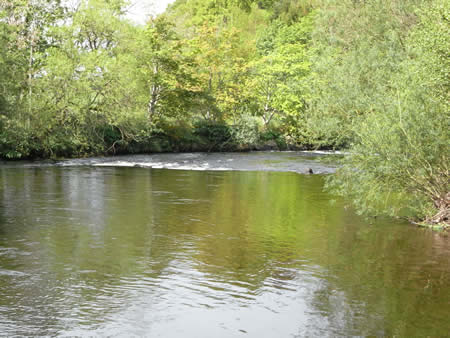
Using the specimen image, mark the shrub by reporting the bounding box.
[193,120,233,151]
[231,114,260,148]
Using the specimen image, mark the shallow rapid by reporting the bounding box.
[2,151,339,174]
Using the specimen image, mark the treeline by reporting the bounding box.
[0,0,311,158]
[0,0,448,223]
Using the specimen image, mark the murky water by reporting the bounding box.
[0,154,449,337]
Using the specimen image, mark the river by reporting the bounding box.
[0,152,449,337]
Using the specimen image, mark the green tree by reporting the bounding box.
[327,0,449,224]
[187,23,251,121]
[0,0,67,157]
[132,15,199,123]
[248,16,312,132]
[30,0,138,156]
[305,0,421,148]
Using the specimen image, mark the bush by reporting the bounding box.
[193,120,234,151]
[231,114,260,148]
[0,119,33,159]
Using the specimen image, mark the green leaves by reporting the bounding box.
[248,16,313,132]
[325,0,449,222]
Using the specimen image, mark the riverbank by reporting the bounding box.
[416,222,449,232]
[0,118,345,161]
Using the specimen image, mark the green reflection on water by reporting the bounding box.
[0,167,449,337]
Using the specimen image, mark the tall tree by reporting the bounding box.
[133,15,198,122]
[248,16,312,130]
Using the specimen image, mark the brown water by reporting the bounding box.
[0,165,449,337]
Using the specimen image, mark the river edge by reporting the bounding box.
[413,221,449,232]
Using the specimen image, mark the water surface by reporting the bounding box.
[1,151,339,174]
[0,161,449,337]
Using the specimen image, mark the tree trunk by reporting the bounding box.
[148,65,160,121]
[148,86,160,121]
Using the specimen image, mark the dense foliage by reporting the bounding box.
[321,0,449,224]
[0,0,448,223]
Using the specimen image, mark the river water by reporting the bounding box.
[0,152,449,337]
